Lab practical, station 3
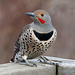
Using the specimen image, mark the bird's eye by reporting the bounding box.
[41,14,44,17]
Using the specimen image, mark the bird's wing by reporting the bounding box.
[11,24,31,62]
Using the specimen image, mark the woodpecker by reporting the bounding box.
[11,10,57,66]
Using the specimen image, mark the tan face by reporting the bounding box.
[34,11,47,24]
[34,11,46,17]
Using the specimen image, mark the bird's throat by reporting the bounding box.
[37,17,45,24]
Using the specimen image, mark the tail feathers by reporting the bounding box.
[10,58,14,62]
[10,48,19,63]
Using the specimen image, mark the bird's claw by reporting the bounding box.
[18,62,37,67]
[38,56,58,65]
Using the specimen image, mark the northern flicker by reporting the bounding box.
[11,10,57,66]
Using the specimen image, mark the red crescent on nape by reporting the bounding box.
[37,17,45,24]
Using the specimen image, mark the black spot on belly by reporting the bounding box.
[33,30,53,41]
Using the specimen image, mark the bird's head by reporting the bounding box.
[25,10,51,25]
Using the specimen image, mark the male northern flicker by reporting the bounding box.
[11,10,57,66]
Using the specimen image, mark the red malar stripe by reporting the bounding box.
[37,17,45,24]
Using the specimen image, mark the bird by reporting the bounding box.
[11,10,57,66]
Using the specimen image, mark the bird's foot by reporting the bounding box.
[38,56,57,65]
[18,61,37,67]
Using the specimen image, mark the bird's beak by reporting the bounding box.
[25,12,37,17]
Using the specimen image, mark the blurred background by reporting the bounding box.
[0,0,75,64]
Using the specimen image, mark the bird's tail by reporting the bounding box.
[10,58,14,63]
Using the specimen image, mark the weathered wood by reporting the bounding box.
[0,62,56,75]
[45,56,75,75]
[0,56,75,75]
